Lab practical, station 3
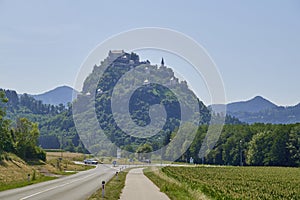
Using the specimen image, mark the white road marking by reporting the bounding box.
[20,173,96,200]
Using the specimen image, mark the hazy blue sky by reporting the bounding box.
[0,0,299,106]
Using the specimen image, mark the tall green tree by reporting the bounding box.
[246,131,268,166]
[0,91,12,158]
[267,126,290,166]
[12,118,45,161]
[287,125,300,166]
[136,143,153,160]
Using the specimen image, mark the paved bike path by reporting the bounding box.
[119,168,170,200]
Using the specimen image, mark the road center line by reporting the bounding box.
[20,173,97,200]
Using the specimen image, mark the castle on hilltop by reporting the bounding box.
[108,50,125,63]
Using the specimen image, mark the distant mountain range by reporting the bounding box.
[31,86,300,124]
[5,84,299,124]
[32,86,78,106]
[211,96,300,124]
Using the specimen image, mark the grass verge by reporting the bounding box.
[0,176,56,192]
[88,170,128,200]
[0,152,94,192]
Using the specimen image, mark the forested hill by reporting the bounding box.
[73,51,241,156]
[77,52,203,155]
[1,89,87,153]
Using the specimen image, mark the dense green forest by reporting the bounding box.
[186,123,300,166]
[74,52,211,154]
[0,91,45,161]
[1,89,87,153]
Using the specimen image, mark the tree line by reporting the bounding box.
[185,123,300,167]
[5,89,65,115]
[1,87,299,166]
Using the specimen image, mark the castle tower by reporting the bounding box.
[161,57,165,67]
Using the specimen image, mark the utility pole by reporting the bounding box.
[59,134,65,171]
[160,148,163,166]
[240,140,243,166]
[61,135,64,159]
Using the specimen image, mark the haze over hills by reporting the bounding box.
[32,85,78,106]
[211,96,300,124]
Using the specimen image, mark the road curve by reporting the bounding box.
[0,164,117,200]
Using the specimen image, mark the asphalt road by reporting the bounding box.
[0,164,117,200]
